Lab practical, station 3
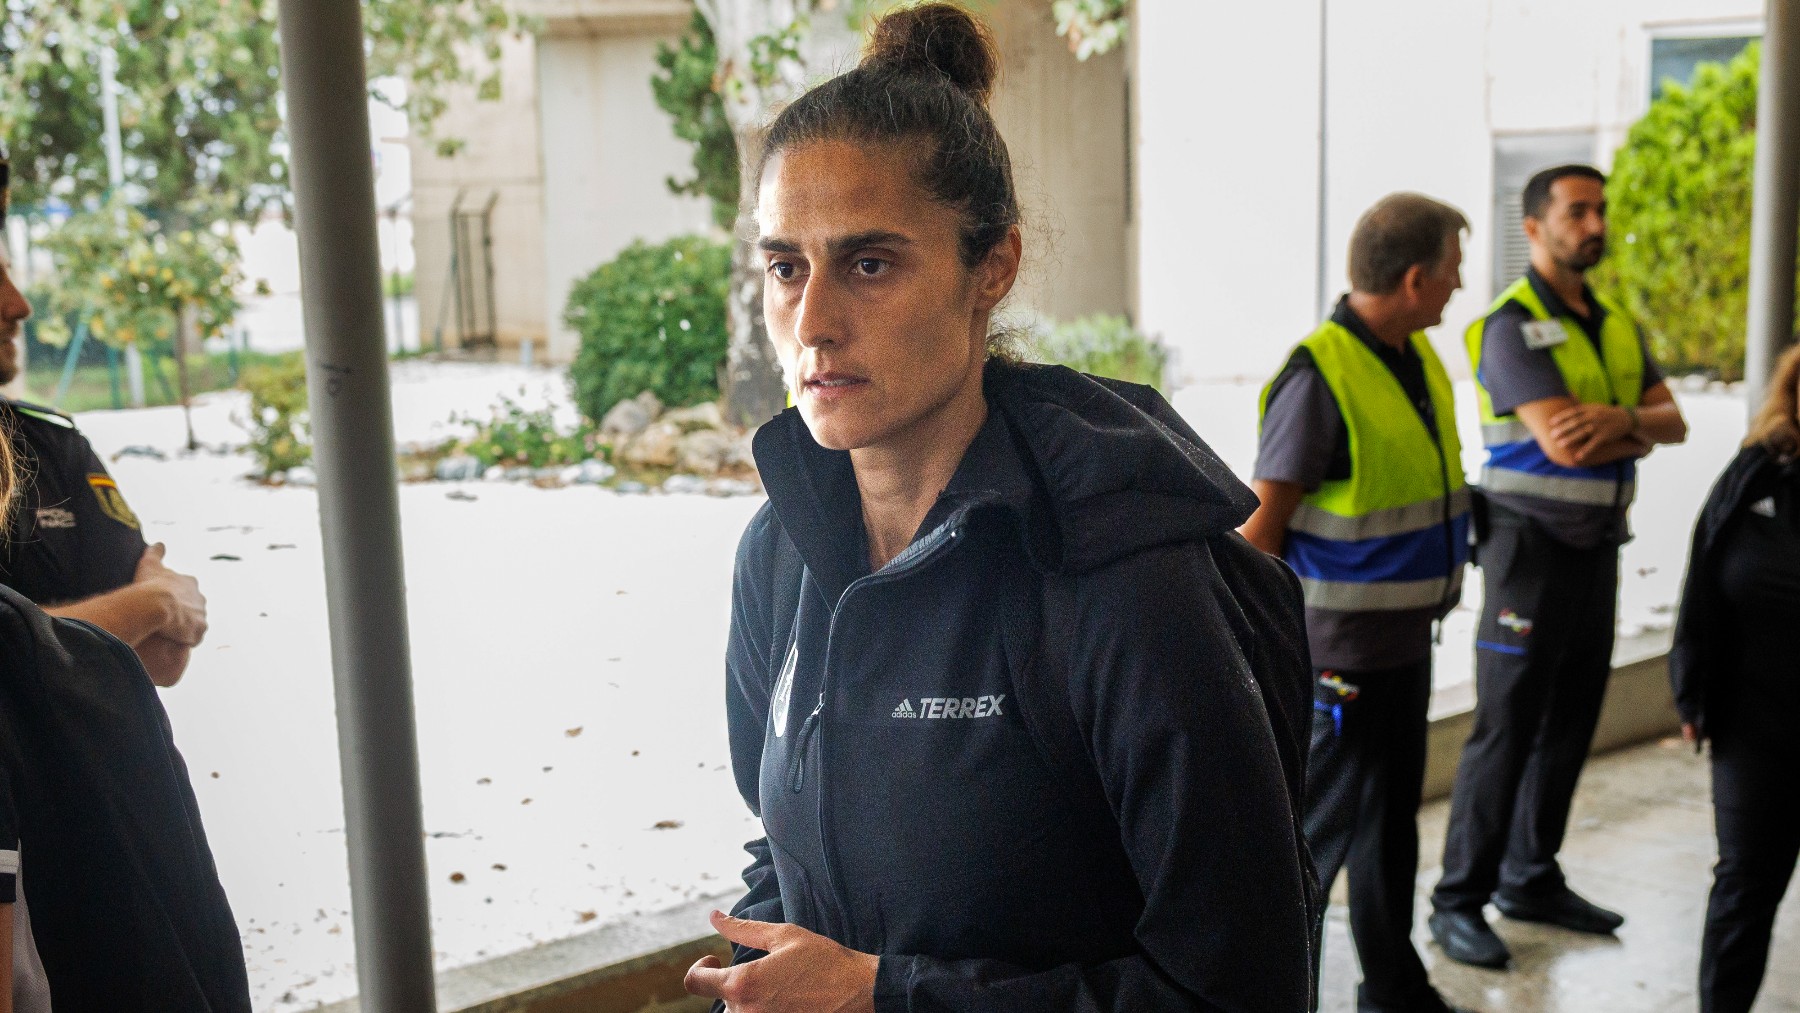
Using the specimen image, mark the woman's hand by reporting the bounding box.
[685,910,878,1013]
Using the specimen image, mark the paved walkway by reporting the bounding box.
[1319,740,1800,1012]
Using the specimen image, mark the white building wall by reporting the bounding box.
[536,29,714,362]
[410,30,549,353]
[1133,0,1762,387]
[1132,0,1326,384]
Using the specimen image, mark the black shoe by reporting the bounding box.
[1429,909,1511,969]
[1493,887,1624,935]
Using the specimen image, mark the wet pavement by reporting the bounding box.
[1318,739,1800,1012]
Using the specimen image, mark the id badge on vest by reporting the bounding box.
[1520,320,1568,351]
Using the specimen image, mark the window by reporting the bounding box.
[1649,35,1756,100]
[1490,132,1596,294]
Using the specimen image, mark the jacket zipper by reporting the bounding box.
[790,520,967,936]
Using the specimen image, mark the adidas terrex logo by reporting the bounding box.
[892,696,1005,720]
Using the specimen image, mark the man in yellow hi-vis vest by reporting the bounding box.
[1429,165,1688,970]
[1242,193,1473,1013]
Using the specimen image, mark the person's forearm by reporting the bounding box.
[135,634,194,688]
[44,583,171,648]
[1570,434,1652,468]
[1633,402,1687,445]
[1240,480,1303,557]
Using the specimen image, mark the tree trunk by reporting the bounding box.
[721,124,785,426]
[174,303,198,451]
[694,0,859,426]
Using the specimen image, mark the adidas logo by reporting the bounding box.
[891,695,1006,720]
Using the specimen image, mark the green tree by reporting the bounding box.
[0,0,519,224]
[1595,42,1785,381]
[653,12,740,231]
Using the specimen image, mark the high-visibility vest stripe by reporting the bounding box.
[1298,573,1465,612]
[1289,487,1472,542]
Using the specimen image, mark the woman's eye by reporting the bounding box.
[767,261,798,281]
[854,258,888,277]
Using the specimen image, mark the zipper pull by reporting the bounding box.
[788,694,824,793]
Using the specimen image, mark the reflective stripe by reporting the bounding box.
[1289,489,1472,541]
[1482,466,1635,506]
[1298,572,1463,612]
[1481,419,1534,445]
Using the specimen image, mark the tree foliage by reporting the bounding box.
[653,12,740,231]
[0,0,519,225]
[1594,42,1780,380]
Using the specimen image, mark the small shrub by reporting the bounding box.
[1030,314,1169,392]
[453,392,600,470]
[566,235,731,422]
[240,354,311,476]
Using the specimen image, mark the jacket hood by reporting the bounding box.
[753,361,1258,585]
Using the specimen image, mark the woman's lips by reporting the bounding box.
[803,374,869,401]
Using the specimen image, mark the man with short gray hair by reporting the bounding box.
[1242,193,1474,1013]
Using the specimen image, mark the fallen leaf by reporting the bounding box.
[520,798,533,805]
[491,863,508,872]
[210,554,242,562]
[565,726,583,738]
[449,872,466,884]
[476,777,491,786]
[652,820,683,830]
[577,910,597,923]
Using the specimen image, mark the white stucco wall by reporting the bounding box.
[1133,0,1763,387]
[536,30,715,362]
[410,30,549,353]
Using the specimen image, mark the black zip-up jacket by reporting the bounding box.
[1670,443,1785,734]
[0,585,251,1011]
[724,362,1317,1012]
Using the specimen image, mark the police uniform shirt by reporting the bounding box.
[0,400,146,604]
[1254,296,1443,672]
[1479,267,1664,548]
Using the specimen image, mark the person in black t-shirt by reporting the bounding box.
[1671,342,1800,1013]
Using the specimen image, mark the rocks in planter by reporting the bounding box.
[662,402,725,433]
[571,458,616,484]
[662,474,708,495]
[676,429,736,475]
[620,421,682,469]
[435,454,484,482]
[600,390,663,437]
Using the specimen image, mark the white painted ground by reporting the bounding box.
[54,362,1742,1010]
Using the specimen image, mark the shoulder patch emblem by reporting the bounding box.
[1520,320,1569,351]
[87,474,141,530]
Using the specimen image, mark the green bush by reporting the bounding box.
[1593,43,1792,380]
[453,392,600,470]
[239,354,311,477]
[1030,314,1169,392]
[566,235,731,422]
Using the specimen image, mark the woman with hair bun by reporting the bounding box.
[688,5,1317,1011]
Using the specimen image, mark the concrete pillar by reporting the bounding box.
[1746,0,1800,412]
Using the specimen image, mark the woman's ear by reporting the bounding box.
[973,227,1023,313]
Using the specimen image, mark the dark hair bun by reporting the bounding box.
[864,3,999,105]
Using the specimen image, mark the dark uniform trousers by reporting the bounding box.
[1700,734,1800,1012]
[1304,658,1434,1011]
[1434,519,1618,912]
